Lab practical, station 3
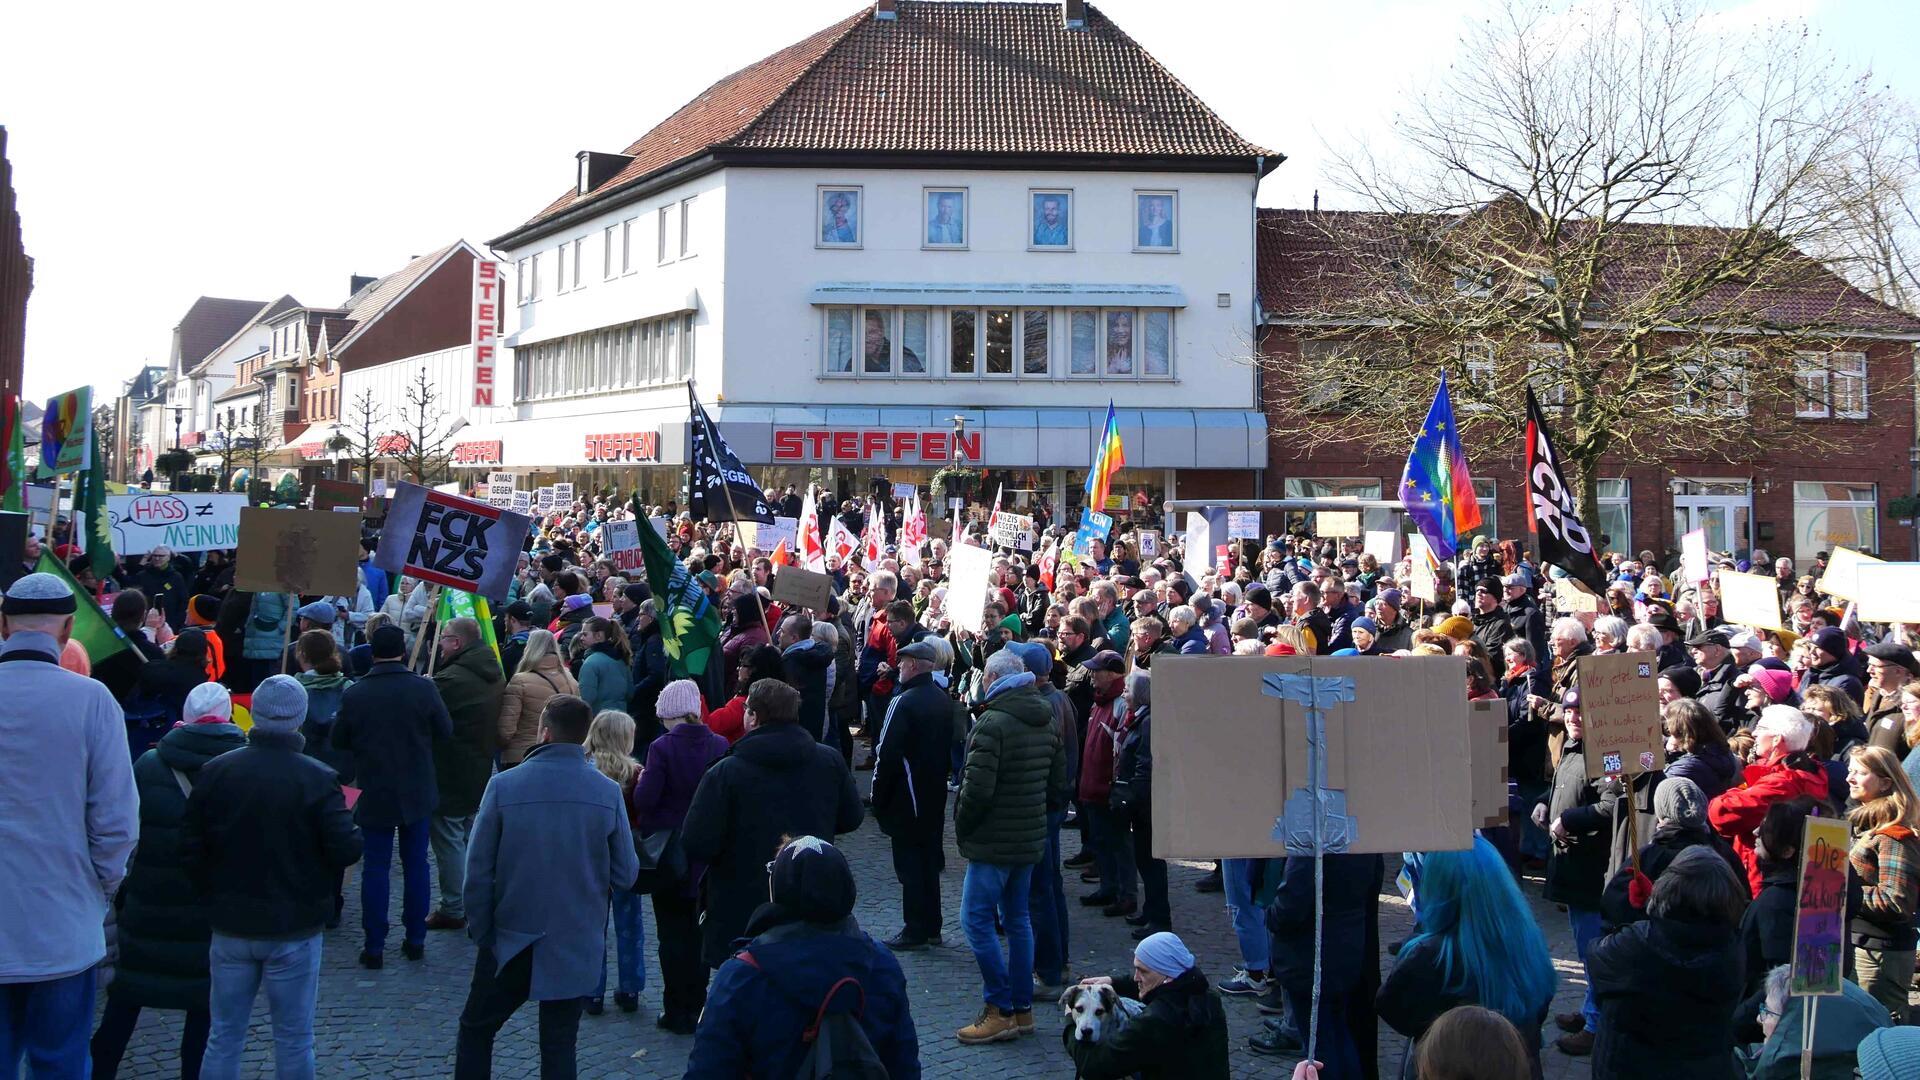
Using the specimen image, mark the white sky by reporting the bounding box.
[3,0,1914,405]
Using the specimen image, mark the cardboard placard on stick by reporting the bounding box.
[1469,699,1511,829]
[946,542,993,635]
[233,507,362,596]
[370,482,533,601]
[1718,569,1786,631]
[770,565,835,613]
[1577,651,1663,779]
[1855,563,1920,624]
[1409,534,1438,603]
[1818,545,1883,603]
[1314,511,1360,538]
[1151,654,1475,859]
[1791,814,1851,996]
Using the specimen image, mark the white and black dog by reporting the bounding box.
[1060,982,1146,1046]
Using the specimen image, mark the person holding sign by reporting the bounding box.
[1533,688,1614,1056]
[1844,746,1920,1022]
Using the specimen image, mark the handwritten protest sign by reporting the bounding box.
[372,481,532,601]
[1363,529,1401,566]
[1470,699,1510,829]
[1314,511,1360,538]
[1792,815,1852,995]
[1577,651,1662,780]
[1226,511,1260,541]
[1409,534,1437,603]
[1137,530,1160,559]
[107,493,246,555]
[233,508,361,596]
[771,565,835,613]
[1855,563,1920,624]
[1554,579,1602,629]
[601,519,642,573]
[1718,570,1785,631]
[311,479,366,514]
[1818,546,1883,603]
[989,512,1033,550]
[946,542,992,634]
[739,516,797,554]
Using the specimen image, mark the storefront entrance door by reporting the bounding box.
[1672,481,1752,556]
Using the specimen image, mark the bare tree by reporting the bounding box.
[1806,88,1920,313]
[1259,0,1900,531]
[229,406,276,498]
[390,366,454,485]
[338,389,388,487]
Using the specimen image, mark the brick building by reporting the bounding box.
[1256,208,1920,565]
[0,127,29,402]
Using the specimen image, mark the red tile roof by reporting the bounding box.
[512,1,1269,234]
[1257,207,1920,335]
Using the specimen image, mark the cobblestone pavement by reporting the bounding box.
[108,783,1599,1079]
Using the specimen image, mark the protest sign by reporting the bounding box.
[1791,815,1852,996]
[1362,529,1401,566]
[1855,563,1920,624]
[372,481,532,600]
[989,512,1033,550]
[106,493,246,555]
[1718,570,1785,631]
[1469,698,1510,829]
[233,507,361,596]
[1409,534,1438,603]
[487,471,515,491]
[1314,511,1360,538]
[311,479,366,514]
[771,565,835,613]
[39,386,92,477]
[1073,510,1113,560]
[946,542,992,635]
[740,516,797,554]
[891,482,915,501]
[1554,579,1602,624]
[371,479,388,499]
[601,519,643,573]
[1183,512,1212,572]
[485,472,516,508]
[1680,528,1710,584]
[552,482,575,505]
[1817,545,1883,603]
[536,487,555,512]
[1577,651,1663,779]
[510,491,531,516]
[1137,530,1160,559]
[1226,511,1260,541]
[1152,654,1475,859]
[649,515,670,539]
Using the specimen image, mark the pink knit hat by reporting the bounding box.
[1747,665,1797,705]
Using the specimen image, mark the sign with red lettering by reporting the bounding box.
[770,428,981,463]
[372,481,531,600]
[1576,651,1663,779]
[584,431,660,463]
[1792,815,1851,995]
[472,260,500,406]
[452,441,503,465]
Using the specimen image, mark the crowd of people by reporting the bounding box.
[8,483,1920,1080]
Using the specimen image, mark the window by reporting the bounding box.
[1022,310,1050,375]
[571,238,584,289]
[514,312,694,402]
[1283,477,1392,534]
[818,186,862,249]
[950,310,976,374]
[658,206,677,264]
[864,309,891,373]
[1462,477,1498,541]
[679,197,695,258]
[1528,344,1567,408]
[822,306,1163,379]
[1070,310,1098,375]
[1674,348,1749,417]
[923,187,967,250]
[516,258,530,304]
[1142,310,1170,376]
[528,253,542,301]
[603,226,617,280]
[1795,351,1868,419]
[555,243,569,293]
[1133,190,1178,252]
[985,309,1014,374]
[1461,342,1496,405]
[826,310,854,374]
[1793,482,1876,564]
[1028,189,1073,250]
[900,309,927,374]
[1596,478,1631,553]
[620,218,636,273]
[824,307,931,377]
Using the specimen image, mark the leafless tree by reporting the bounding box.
[390,366,454,485]
[338,389,388,487]
[229,406,276,498]
[1806,88,1920,313]
[1258,0,1900,531]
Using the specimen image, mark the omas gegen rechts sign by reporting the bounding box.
[373,482,531,601]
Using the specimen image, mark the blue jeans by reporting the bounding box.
[201,932,323,1080]
[362,818,431,954]
[1029,810,1070,983]
[0,969,94,1079]
[962,862,1035,1012]
[1224,858,1270,972]
[1569,905,1604,1033]
[429,813,473,919]
[593,890,647,1000]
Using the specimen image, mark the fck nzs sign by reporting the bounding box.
[372,482,531,601]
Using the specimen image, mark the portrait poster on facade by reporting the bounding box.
[1855,563,1920,624]
[106,493,246,555]
[1151,655,1475,860]
[945,542,992,635]
[1817,545,1882,603]
[233,508,361,597]
[372,481,531,601]
[601,520,642,573]
[1791,815,1852,996]
[1718,570,1786,631]
[1576,652,1662,779]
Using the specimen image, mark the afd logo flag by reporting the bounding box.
[1523,389,1608,596]
[373,481,531,601]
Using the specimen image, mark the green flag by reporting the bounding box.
[635,494,718,680]
[77,425,114,579]
[437,588,501,668]
[34,550,134,666]
[0,394,23,513]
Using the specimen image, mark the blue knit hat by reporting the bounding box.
[250,675,309,734]
[1857,1027,1920,1080]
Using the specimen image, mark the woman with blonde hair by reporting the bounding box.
[585,709,644,1015]
[496,630,578,768]
[1846,744,1920,1021]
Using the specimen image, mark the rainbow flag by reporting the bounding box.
[1085,401,1125,513]
[1398,373,1481,560]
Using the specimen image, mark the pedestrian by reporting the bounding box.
[1078,650,1136,918]
[429,616,504,937]
[1661,698,1739,801]
[1014,640,1078,996]
[1845,745,1920,1022]
[778,613,835,742]
[1409,1006,1534,1080]
[1064,931,1228,1079]
[1708,705,1830,897]
[0,572,138,1077]
[329,623,452,968]
[1257,851,1385,1075]
[954,648,1070,1045]
[685,835,920,1078]
[579,709,647,1016]
[1738,796,1825,1003]
[497,629,578,768]
[90,682,245,1079]
[1599,776,1744,928]
[183,675,363,1080]
[575,615,633,716]
[680,678,864,969]
[454,694,638,1079]
[1114,669,1168,938]
[871,639,953,951]
[1534,688,1609,1056]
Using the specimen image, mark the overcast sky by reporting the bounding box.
[4,0,1914,405]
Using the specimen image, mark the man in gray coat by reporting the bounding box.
[454,694,637,1079]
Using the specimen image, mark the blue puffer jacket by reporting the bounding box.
[685,908,919,1079]
[242,592,292,661]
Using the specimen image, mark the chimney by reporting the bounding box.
[875,0,897,19]
[348,274,377,296]
[576,150,635,196]
[1062,0,1085,29]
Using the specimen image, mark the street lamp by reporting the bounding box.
[172,405,183,451]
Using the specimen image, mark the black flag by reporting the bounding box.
[1523,388,1609,596]
[687,386,773,524]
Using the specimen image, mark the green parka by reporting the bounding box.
[955,675,1068,865]
[431,641,503,818]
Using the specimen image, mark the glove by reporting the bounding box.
[1627,870,1653,909]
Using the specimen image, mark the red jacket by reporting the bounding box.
[1078,683,1125,804]
[1708,754,1831,896]
[708,694,748,744]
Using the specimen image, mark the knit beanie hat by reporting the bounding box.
[1436,615,1474,642]
[1748,665,1798,705]
[656,678,704,719]
[188,594,220,626]
[1654,776,1707,828]
[182,682,233,726]
[1352,616,1379,636]
[1858,1027,1920,1080]
[1014,641,1053,680]
[1244,585,1273,610]
[769,835,856,923]
[249,675,308,734]
[1134,932,1195,978]
[1659,666,1703,700]
[1813,627,1850,663]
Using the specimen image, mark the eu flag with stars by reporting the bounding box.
[1398,372,1482,560]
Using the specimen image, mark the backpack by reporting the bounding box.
[736,953,889,1079]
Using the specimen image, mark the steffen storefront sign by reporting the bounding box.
[771,428,981,463]
[585,431,660,463]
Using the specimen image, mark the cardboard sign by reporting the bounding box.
[989,512,1033,550]
[537,487,556,512]
[1315,511,1360,538]
[371,481,532,600]
[1577,651,1663,779]
[1818,545,1883,603]
[510,491,532,516]
[1554,579,1602,613]
[739,516,797,554]
[1183,512,1212,572]
[106,493,247,555]
[946,542,992,634]
[770,565,835,613]
[601,519,643,573]
[1152,655,1476,859]
[233,507,362,596]
[1469,698,1511,829]
[1226,511,1260,541]
[1362,529,1401,566]
[1718,569,1785,631]
[1680,528,1710,585]
[1791,814,1852,996]
[553,482,575,505]
[311,479,366,514]
[891,482,915,501]
[1137,530,1160,559]
[1855,563,1920,624]
[1409,534,1438,604]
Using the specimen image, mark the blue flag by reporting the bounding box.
[1398,373,1482,561]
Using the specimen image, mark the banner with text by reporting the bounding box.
[107,493,246,555]
[372,481,531,600]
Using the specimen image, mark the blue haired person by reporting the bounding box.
[1375,836,1557,1078]
[1064,931,1228,1079]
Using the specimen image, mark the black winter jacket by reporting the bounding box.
[1063,967,1229,1080]
[1587,917,1744,1080]
[780,638,834,743]
[871,672,953,843]
[1599,822,1747,929]
[181,728,363,939]
[681,722,864,967]
[330,661,453,829]
[1269,853,1383,992]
